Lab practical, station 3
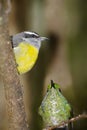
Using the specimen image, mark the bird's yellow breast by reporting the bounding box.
[13,42,38,74]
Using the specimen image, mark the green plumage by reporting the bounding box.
[39,81,71,127]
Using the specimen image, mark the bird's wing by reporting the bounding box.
[11,32,25,48]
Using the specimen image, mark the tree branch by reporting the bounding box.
[0,0,29,130]
[44,113,87,130]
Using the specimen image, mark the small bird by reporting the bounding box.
[39,80,73,129]
[11,31,48,74]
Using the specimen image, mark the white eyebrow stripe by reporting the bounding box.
[24,31,39,37]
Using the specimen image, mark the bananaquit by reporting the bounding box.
[11,31,48,74]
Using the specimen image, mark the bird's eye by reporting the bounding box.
[31,34,39,38]
[32,34,36,38]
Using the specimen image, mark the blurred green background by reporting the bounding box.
[0,0,87,130]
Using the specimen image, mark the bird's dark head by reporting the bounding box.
[23,31,48,49]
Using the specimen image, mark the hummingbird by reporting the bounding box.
[39,80,73,130]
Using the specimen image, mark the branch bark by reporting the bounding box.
[0,1,29,130]
[44,113,87,130]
